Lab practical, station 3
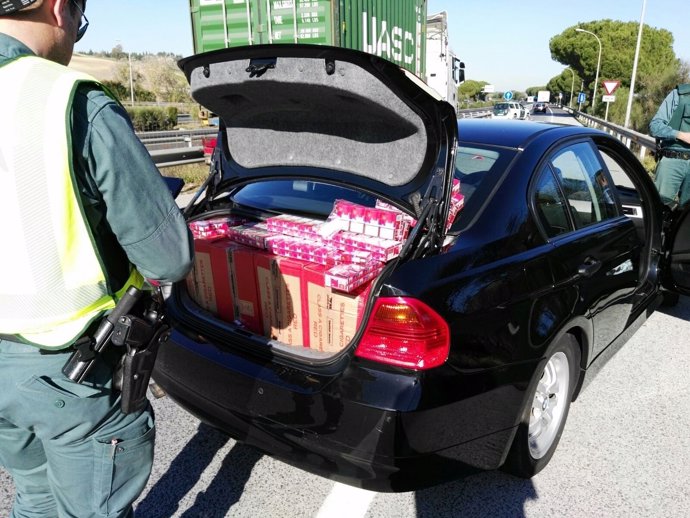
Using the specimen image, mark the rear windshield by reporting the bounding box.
[229,143,516,228]
[494,103,509,111]
[232,180,377,218]
[452,143,517,229]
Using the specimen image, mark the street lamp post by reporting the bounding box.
[116,40,135,106]
[565,68,575,108]
[128,51,134,107]
[576,28,602,113]
[625,0,648,128]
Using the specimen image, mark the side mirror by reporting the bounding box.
[162,176,185,199]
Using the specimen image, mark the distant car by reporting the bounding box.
[533,102,548,114]
[519,102,531,120]
[153,45,690,492]
[491,101,524,119]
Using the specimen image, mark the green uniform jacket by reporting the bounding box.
[649,87,690,152]
[0,33,193,285]
[0,34,194,347]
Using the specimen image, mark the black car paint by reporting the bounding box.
[154,119,685,491]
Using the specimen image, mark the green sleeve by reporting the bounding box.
[649,90,679,141]
[74,87,194,282]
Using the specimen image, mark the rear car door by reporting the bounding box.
[661,206,690,295]
[533,140,642,361]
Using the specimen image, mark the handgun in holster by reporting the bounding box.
[62,285,169,414]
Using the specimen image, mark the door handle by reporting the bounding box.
[577,257,602,278]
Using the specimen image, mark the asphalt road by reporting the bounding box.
[3,110,689,517]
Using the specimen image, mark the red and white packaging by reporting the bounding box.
[452,178,461,196]
[188,220,224,240]
[331,232,402,262]
[331,200,409,240]
[375,199,417,229]
[324,260,384,293]
[226,223,278,250]
[189,216,247,240]
[446,192,465,229]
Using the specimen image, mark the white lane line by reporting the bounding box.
[316,483,377,518]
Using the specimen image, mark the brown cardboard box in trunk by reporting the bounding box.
[229,246,262,334]
[254,252,308,346]
[189,239,218,315]
[303,265,372,353]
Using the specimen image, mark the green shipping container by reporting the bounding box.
[188,0,427,77]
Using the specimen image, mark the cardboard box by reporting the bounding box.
[188,239,262,332]
[254,252,308,346]
[192,239,240,322]
[229,246,263,333]
[303,265,372,353]
[189,239,219,315]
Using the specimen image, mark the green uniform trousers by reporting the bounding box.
[654,156,690,207]
[0,339,155,518]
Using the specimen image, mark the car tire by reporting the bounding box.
[502,334,580,479]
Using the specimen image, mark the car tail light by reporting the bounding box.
[355,297,450,370]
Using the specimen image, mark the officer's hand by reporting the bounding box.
[677,131,690,145]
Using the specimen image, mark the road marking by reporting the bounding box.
[316,483,377,518]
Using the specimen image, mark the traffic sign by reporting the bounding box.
[602,80,621,95]
[602,95,616,103]
[504,91,513,100]
[578,92,586,104]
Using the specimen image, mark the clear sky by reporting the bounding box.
[74,0,689,92]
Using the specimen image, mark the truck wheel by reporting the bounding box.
[502,335,580,478]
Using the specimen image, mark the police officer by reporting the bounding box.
[650,84,690,207]
[0,1,193,516]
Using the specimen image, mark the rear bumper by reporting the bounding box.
[153,330,528,492]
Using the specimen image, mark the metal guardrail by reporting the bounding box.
[457,108,492,119]
[563,107,655,161]
[138,128,218,151]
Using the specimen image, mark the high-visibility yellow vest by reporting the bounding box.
[0,56,143,349]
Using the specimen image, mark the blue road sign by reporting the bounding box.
[504,91,513,100]
[578,92,586,104]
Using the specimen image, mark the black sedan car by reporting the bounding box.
[153,45,690,492]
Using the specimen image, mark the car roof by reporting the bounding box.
[457,118,599,149]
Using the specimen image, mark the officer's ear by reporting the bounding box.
[49,0,72,29]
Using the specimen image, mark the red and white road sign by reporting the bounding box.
[602,80,621,95]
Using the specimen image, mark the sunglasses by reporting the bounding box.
[71,0,89,42]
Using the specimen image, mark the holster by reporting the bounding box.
[112,314,170,414]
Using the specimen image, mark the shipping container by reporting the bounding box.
[188,0,427,77]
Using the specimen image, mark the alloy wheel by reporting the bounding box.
[528,351,570,459]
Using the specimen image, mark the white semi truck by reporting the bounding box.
[425,11,465,111]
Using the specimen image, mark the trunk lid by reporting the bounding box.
[179,44,457,229]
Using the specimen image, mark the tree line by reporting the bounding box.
[457,19,689,132]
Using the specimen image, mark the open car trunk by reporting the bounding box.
[177,45,458,360]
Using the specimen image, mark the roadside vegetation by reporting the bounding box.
[160,162,209,191]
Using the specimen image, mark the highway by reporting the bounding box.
[2,108,689,517]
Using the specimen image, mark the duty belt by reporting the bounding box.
[661,149,690,160]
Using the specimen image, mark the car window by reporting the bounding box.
[550,142,619,228]
[534,166,572,238]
